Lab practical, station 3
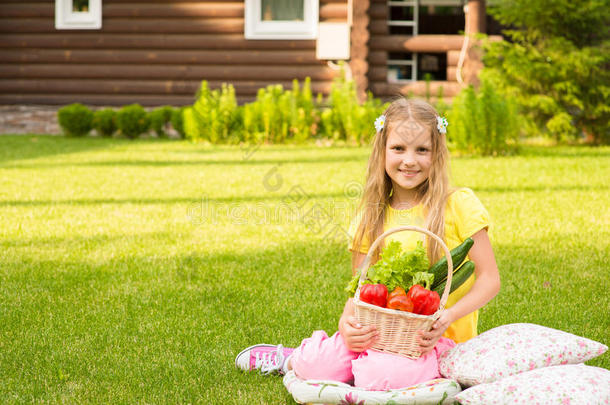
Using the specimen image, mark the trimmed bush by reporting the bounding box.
[92,108,117,137]
[116,104,150,139]
[171,107,186,139]
[149,106,174,138]
[57,103,94,137]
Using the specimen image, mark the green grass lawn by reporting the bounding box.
[0,135,608,403]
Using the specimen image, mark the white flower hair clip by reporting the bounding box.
[437,116,448,134]
[374,115,386,132]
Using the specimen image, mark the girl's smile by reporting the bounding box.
[385,120,433,207]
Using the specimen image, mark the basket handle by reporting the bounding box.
[357,226,453,311]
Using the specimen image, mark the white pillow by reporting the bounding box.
[455,364,610,405]
[439,323,607,386]
[283,371,462,405]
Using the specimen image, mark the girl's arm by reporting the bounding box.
[337,251,379,352]
[418,228,501,354]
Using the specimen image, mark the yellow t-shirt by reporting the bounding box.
[347,188,491,344]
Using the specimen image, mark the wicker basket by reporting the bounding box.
[353,226,453,359]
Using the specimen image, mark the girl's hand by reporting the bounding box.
[417,308,455,355]
[339,315,378,353]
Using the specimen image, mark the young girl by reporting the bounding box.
[236,98,501,390]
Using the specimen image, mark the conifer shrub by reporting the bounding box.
[448,76,520,155]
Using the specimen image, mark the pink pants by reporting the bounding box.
[290,330,455,391]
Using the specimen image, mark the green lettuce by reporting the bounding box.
[346,240,432,296]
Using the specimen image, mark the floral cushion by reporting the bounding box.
[439,323,607,386]
[455,364,610,404]
[283,371,461,405]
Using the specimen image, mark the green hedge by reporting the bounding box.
[55,73,524,155]
[57,104,184,140]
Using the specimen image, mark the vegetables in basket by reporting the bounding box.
[407,284,440,315]
[432,260,475,295]
[387,287,414,311]
[360,284,388,308]
[346,240,430,296]
[429,237,474,290]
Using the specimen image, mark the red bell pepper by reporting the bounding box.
[406,284,440,315]
[360,283,388,308]
[388,286,406,301]
[387,287,414,312]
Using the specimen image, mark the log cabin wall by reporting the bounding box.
[0,0,349,106]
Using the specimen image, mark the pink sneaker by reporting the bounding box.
[235,344,294,375]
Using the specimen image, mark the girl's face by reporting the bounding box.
[385,119,433,201]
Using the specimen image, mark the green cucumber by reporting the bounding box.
[433,260,475,295]
[429,237,474,289]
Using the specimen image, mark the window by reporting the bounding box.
[55,0,101,30]
[245,0,318,39]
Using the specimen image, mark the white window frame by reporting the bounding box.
[244,0,318,40]
[55,0,102,30]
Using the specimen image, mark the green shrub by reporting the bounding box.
[319,67,387,144]
[184,81,241,143]
[171,107,186,139]
[92,108,117,137]
[149,106,173,138]
[183,73,389,145]
[448,76,520,155]
[241,79,315,144]
[57,103,93,137]
[116,104,150,139]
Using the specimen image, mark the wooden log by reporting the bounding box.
[447,50,461,66]
[0,93,198,107]
[104,2,243,18]
[370,81,462,97]
[0,2,345,19]
[350,0,370,101]
[0,18,245,34]
[0,93,261,106]
[368,51,388,66]
[0,49,323,65]
[320,3,348,20]
[0,3,53,18]
[446,66,458,82]
[369,35,465,52]
[369,3,387,19]
[466,0,486,34]
[0,78,333,96]
[0,64,337,81]
[0,2,244,18]
[0,34,316,50]
[369,19,389,36]
[371,67,461,84]
[368,66,387,82]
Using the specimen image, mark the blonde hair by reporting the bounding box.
[352,98,452,264]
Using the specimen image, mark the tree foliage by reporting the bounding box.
[483,0,610,144]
